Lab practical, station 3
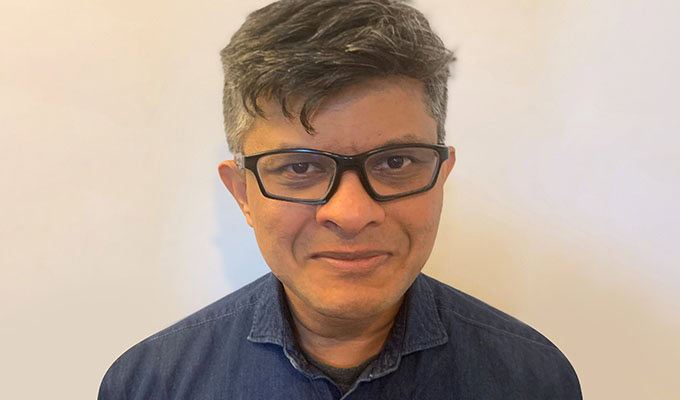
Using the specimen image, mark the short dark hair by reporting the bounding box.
[220,0,455,153]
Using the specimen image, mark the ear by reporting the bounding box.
[440,146,456,182]
[218,160,254,227]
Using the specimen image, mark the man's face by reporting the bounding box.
[220,77,455,320]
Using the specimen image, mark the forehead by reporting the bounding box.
[242,77,438,155]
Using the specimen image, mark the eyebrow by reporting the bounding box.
[275,133,433,151]
[381,133,429,146]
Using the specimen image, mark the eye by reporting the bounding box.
[376,155,412,170]
[387,156,406,169]
[290,163,309,173]
[284,162,321,174]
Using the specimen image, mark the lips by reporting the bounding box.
[310,250,391,272]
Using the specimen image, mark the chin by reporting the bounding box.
[312,290,401,320]
[316,303,385,320]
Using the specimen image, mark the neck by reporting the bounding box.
[285,290,403,368]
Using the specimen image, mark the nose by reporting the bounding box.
[315,170,385,237]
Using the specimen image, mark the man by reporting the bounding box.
[99,0,581,398]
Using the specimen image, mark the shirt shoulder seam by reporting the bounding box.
[144,301,260,344]
[439,304,559,351]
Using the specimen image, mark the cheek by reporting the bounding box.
[394,190,444,253]
[247,190,313,264]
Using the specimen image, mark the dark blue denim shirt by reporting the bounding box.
[99,273,581,399]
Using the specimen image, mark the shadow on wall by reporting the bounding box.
[427,177,680,399]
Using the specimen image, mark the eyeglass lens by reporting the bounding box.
[255,147,440,201]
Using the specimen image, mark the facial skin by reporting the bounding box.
[219,76,455,332]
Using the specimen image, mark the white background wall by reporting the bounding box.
[1,0,678,398]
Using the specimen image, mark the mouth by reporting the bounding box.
[310,250,391,273]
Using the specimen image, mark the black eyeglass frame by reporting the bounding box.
[235,143,450,205]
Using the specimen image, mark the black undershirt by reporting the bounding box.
[300,348,379,394]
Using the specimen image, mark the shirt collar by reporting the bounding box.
[247,273,296,348]
[247,273,448,370]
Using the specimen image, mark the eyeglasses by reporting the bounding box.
[235,143,449,204]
